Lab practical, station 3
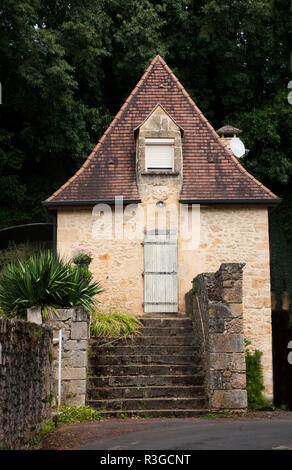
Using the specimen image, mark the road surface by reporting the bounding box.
[42,412,292,450]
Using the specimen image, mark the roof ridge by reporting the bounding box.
[157,57,278,200]
[45,56,161,203]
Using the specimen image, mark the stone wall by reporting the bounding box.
[186,263,248,410]
[45,308,90,407]
[179,205,272,399]
[136,104,183,191]
[0,318,53,450]
[56,203,272,398]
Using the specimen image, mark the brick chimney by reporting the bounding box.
[216,125,242,150]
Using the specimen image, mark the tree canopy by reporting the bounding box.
[0,1,291,238]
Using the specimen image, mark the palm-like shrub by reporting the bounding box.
[62,265,103,312]
[0,251,103,318]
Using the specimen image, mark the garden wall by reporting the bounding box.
[45,308,90,407]
[0,318,53,450]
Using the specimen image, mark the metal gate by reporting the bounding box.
[144,230,178,313]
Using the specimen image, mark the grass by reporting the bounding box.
[204,411,229,419]
[24,420,56,450]
[90,309,143,337]
[23,405,103,450]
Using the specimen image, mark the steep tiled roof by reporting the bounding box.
[44,56,279,206]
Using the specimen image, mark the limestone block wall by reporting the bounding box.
[179,205,272,399]
[185,263,248,410]
[56,203,273,398]
[0,318,53,450]
[45,308,90,407]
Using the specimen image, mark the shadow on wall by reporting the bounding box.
[272,309,292,410]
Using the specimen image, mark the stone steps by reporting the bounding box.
[89,345,196,356]
[87,374,204,387]
[89,354,197,366]
[86,315,207,417]
[88,364,203,377]
[137,327,194,336]
[87,385,204,399]
[90,335,196,346]
[138,318,193,328]
[98,409,208,419]
[87,397,207,411]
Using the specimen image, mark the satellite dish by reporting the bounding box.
[229,137,245,158]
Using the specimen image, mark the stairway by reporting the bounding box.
[86,315,208,418]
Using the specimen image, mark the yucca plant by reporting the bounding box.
[0,251,103,319]
[62,265,103,313]
[90,309,143,337]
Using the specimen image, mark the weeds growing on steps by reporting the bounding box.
[90,309,143,337]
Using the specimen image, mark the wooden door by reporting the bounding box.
[144,231,178,313]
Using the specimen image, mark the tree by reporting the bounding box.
[0,0,290,230]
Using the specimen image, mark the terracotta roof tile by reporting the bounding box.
[44,56,279,206]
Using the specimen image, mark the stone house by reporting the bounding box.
[44,55,280,400]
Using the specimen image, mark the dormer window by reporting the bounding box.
[145,138,174,172]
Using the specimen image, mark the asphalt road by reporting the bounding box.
[75,414,292,450]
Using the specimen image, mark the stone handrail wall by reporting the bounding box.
[185,263,248,410]
[0,318,53,449]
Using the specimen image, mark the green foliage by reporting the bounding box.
[0,241,51,272]
[77,266,94,282]
[24,420,56,450]
[0,0,112,228]
[0,251,103,317]
[90,309,143,337]
[71,248,93,265]
[24,405,102,449]
[245,340,274,410]
[55,405,102,425]
[228,90,292,188]
[0,0,290,229]
[204,412,229,418]
[269,190,292,309]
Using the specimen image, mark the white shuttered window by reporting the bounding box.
[145,138,174,171]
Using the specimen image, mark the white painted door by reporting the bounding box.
[144,231,178,313]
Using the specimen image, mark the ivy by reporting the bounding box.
[245,340,274,410]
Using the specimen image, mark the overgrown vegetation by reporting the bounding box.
[90,309,143,337]
[24,405,102,450]
[54,405,102,425]
[25,420,56,450]
[245,340,274,410]
[0,251,103,318]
